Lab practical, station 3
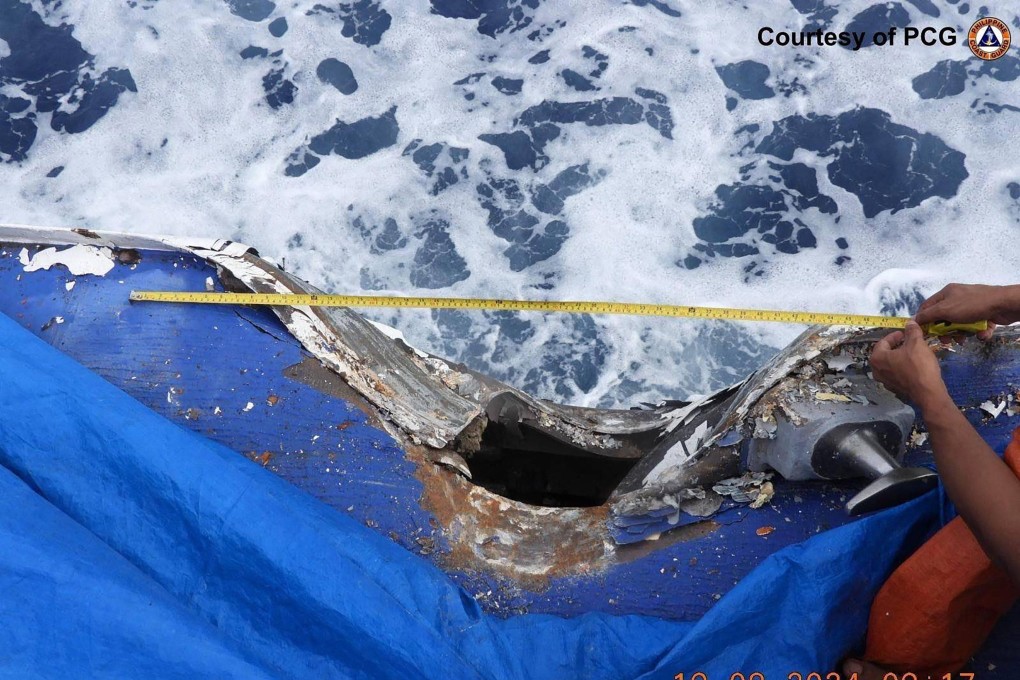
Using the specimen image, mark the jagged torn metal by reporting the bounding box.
[1,224,683,451]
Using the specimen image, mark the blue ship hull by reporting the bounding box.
[0,227,1017,674]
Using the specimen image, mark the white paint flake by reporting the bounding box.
[980,399,1006,419]
[20,245,115,276]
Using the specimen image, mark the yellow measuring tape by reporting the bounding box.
[128,291,987,336]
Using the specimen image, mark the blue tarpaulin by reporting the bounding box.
[0,311,938,678]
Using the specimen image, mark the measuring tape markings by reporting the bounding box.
[127,289,948,329]
[128,291,989,335]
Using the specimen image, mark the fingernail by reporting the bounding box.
[843,660,863,675]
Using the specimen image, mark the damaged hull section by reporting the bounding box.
[4,224,1020,626]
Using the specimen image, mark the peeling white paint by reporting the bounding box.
[368,320,430,358]
[0,225,739,461]
[637,332,848,493]
[644,420,710,482]
[20,245,115,276]
[980,399,1006,419]
[192,245,470,448]
[65,280,76,291]
[662,397,710,433]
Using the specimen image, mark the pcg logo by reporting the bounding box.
[968,17,1011,60]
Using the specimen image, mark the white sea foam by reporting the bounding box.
[3,0,1018,407]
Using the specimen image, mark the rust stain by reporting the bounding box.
[371,379,396,398]
[614,519,720,564]
[245,451,273,466]
[756,526,775,537]
[115,248,142,265]
[267,394,280,406]
[412,444,613,590]
[337,420,353,431]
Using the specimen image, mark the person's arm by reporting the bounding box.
[915,283,1020,340]
[919,392,1020,583]
[870,321,1020,584]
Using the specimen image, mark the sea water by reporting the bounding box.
[0,0,1017,408]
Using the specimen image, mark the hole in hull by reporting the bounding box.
[466,421,641,507]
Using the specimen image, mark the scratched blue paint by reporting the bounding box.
[0,247,433,561]
[1,243,1019,653]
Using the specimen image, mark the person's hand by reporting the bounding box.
[870,321,951,411]
[915,283,1016,341]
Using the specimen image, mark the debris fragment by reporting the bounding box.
[243,401,254,412]
[815,392,851,403]
[678,493,724,517]
[713,472,773,504]
[980,399,1006,419]
[716,429,743,447]
[752,416,777,439]
[824,355,856,372]
[415,536,435,555]
[205,276,215,291]
[40,316,64,331]
[756,526,775,537]
[267,394,280,406]
[435,452,472,479]
[65,280,76,291]
[749,481,774,509]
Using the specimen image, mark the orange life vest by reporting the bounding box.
[863,427,1020,674]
